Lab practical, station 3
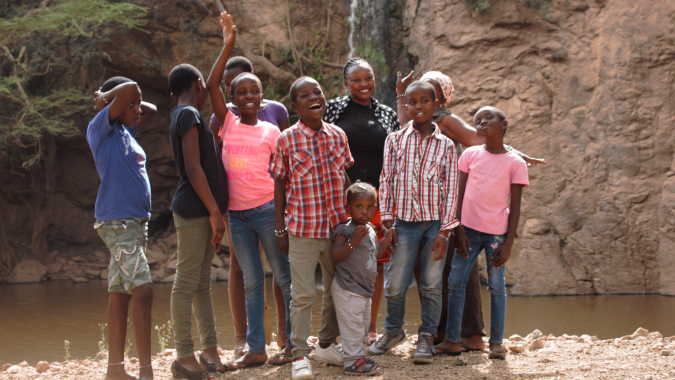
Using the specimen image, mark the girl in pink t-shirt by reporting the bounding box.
[435,106,528,360]
[205,12,292,369]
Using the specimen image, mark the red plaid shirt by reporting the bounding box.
[379,124,459,232]
[271,120,354,238]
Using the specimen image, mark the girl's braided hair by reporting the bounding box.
[346,180,377,204]
[343,57,369,81]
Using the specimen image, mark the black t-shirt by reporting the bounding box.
[169,105,229,218]
[335,100,389,188]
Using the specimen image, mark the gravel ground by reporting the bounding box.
[2,328,674,379]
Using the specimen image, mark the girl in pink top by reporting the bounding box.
[205,12,292,369]
[435,106,528,360]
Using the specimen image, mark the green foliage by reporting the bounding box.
[465,0,551,16]
[465,0,492,14]
[98,323,108,352]
[155,321,173,352]
[64,340,71,362]
[124,339,133,358]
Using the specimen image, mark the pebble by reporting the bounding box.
[660,350,672,356]
[509,344,526,353]
[36,362,50,373]
[632,327,650,338]
[7,365,20,374]
[529,338,546,350]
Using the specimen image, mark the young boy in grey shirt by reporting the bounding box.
[331,182,395,376]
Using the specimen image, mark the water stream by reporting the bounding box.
[1,278,674,366]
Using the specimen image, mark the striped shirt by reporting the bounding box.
[379,124,459,232]
[271,120,354,238]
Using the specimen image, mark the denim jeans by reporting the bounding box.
[384,219,445,336]
[228,200,293,354]
[445,226,507,344]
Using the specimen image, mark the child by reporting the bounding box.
[204,11,294,369]
[270,76,353,380]
[167,60,229,379]
[331,181,394,376]
[206,54,290,358]
[435,106,528,360]
[87,76,157,380]
[368,80,459,364]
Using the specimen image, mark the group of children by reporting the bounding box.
[87,11,528,380]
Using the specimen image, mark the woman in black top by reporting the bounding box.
[323,57,400,346]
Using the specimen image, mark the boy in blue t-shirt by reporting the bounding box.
[87,76,157,380]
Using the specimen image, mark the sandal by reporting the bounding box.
[461,342,484,352]
[171,359,214,379]
[198,352,225,373]
[367,333,379,346]
[344,357,379,376]
[269,348,294,365]
[434,346,462,356]
[226,357,267,370]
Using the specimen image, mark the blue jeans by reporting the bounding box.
[384,219,445,336]
[228,200,292,353]
[445,227,507,344]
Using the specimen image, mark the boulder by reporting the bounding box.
[46,262,63,274]
[509,334,524,342]
[6,365,20,374]
[7,260,47,283]
[632,327,650,338]
[525,329,544,341]
[166,259,177,270]
[529,338,545,350]
[36,361,50,373]
[216,267,229,281]
[509,344,525,353]
[145,247,166,265]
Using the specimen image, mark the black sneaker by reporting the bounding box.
[413,332,435,364]
[366,329,407,356]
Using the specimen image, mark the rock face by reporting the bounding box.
[7,260,47,283]
[403,0,675,295]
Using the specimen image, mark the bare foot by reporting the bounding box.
[105,366,138,380]
[177,355,203,373]
[461,334,486,350]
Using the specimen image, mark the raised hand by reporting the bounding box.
[93,87,107,110]
[396,70,415,96]
[220,11,237,46]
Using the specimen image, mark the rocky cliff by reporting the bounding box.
[403,0,675,295]
[2,0,674,296]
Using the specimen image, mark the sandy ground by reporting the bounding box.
[2,329,674,380]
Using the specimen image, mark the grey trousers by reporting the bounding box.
[331,278,371,367]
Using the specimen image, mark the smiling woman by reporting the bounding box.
[323,57,401,344]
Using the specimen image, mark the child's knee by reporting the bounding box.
[132,283,154,303]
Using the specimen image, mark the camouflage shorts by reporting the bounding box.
[95,217,152,294]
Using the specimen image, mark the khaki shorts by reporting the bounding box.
[95,217,152,294]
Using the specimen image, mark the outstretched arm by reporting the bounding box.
[206,11,237,128]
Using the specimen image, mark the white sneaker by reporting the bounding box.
[292,356,313,380]
[314,342,344,366]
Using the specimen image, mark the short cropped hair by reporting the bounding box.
[475,106,507,121]
[230,72,263,94]
[226,56,254,73]
[101,76,132,92]
[346,180,377,204]
[168,64,202,97]
[406,80,436,101]
[289,76,319,104]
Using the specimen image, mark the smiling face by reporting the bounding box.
[405,84,438,125]
[474,107,507,143]
[344,62,375,105]
[223,66,245,97]
[231,75,262,116]
[119,86,143,127]
[346,192,377,226]
[291,78,326,122]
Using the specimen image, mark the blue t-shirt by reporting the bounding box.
[86,105,151,221]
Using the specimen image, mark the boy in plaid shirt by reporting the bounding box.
[271,77,354,380]
[367,81,459,364]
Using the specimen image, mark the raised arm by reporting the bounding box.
[136,101,157,131]
[94,82,141,124]
[206,11,237,128]
[395,71,415,127]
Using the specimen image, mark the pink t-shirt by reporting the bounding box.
[219,111,280,211]
[458,145,529,235]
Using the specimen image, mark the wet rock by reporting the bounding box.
[46,263,62,274]
[216,267,229,281]
[529,338,546,350]
[7,260,47,283]
[632,327,650,338]
[212,255,224,268]
[36,361,50,373]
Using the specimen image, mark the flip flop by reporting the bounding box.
[461,343,484,352]
[268,350,294,365]
[226,356,267,370]
[434,346,462,356]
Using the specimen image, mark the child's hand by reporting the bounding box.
[276,235,289,255]
[396,70,414,96]
[382,224,398,250]
[491,242,512,268]
[93,88,107,110]
[209,213,225,251]
[351,225,368,246]
[523,156,547,166]
[431,235,448,261]
[455,227,470,258]
[220,11,237,46]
